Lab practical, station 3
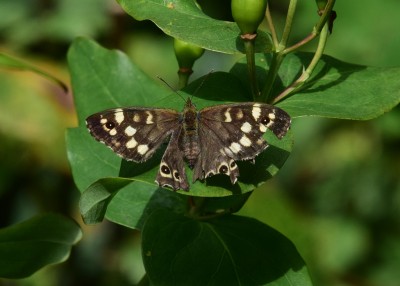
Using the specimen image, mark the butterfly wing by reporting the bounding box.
[193,102,291,183]
[155,125,190,191]
[86,107,180,162]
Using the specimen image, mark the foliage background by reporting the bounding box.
[0,0,399,285]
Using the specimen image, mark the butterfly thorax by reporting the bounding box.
[179,99,200,168]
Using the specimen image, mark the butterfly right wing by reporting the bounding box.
[86,107,180,162]
[193,102,291,184]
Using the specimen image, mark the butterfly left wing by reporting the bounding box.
[193,102,291,183]
[86,107,180,162]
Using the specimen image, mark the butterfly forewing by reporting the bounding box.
[86,107,180,162]
[199,103,290,158]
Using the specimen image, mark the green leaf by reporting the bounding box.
[79,177,187,229]
[116,0,272,54]
[0,214,82,279]
[67,38,292,200]
[0,53,67,92]
[79,177,132,225]
[232,53,400,119]
[142,209,312,285]
[68,37,171,125]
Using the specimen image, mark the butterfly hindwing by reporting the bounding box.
[193,124,240,184]
[155,126,190,191]
[86,107,180,162]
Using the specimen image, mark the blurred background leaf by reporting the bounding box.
[0,213,82,279]
[0,0,399,285]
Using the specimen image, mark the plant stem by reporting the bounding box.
[262,0,336,103]
[272,23,329,104]
[177,68,192,89]
[261,0,298,103]
[283,0,335,55]
[315,0,336,33]
[242,35,260,100]
[261,52,285,103]
[280,0,298,49]
[265,4,279,48]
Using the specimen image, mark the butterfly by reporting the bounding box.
[86,99,291,191]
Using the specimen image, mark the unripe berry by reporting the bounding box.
[173,38,204,69]
[231,0,267,35]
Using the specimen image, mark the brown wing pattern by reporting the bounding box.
[192,102,291,183]
[86,107,180,162]
[155,126,190,191]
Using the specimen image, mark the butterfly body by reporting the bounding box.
[179,100,200,168]
[86,99,291,191]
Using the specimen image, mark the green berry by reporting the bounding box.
[231,0,268,35]
[173,38,204,69]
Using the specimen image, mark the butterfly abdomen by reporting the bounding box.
[179,103,201,168]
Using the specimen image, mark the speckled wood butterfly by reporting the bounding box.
[86,99,291,191]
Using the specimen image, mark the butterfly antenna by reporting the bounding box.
[156,75,186,102]
[190,70,214,101]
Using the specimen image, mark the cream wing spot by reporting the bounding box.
[266,121,274,128]
[259,124,267,133]
[240,122,252,133]
[124,126,137,136]
[109,129,117,136]
[133,114,140,122]
[266,112,276,128]
[224,108,232,122]
[268,112,276,120]
[236,109,244,119]
[229,142,242,154]
[239,135,252,147]
[224,147,234,157]
[126,138,138,149]
[111,139,121,148]
[252,103,261,120]
[145,111,154,124]
[137,144,149,155]
[114,109,124,124]
[100,118,107,124]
